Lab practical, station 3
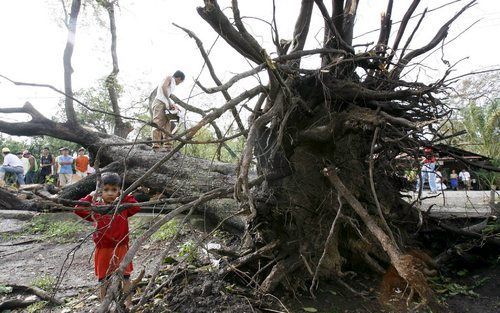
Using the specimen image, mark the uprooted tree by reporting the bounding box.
[1,0,494,311]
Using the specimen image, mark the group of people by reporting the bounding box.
[414,147,472,193]
[0,146,92,188]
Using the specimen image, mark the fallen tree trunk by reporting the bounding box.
[0,284,63,311]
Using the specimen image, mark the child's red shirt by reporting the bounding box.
[74,194,140,248]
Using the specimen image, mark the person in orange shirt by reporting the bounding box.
[75,147,89,178]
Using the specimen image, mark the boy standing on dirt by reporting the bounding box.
[74,172,140,307]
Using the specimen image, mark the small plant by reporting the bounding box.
[26,215,86,243]
[151,220,180,241]
[44,175,56,185]
[128,218,147,239]
[178,240,199,264]
[0,284,13,294]
[31,274,56,292]
[430,275,488,298]
[26,301,48,313]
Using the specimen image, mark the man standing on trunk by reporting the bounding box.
[151,70,185,152]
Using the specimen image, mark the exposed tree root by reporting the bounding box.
[323,167,442,311]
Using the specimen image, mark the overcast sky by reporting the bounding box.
[1,0,499,135]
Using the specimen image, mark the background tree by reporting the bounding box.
[441,72,500,186]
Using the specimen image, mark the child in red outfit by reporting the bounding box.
[74,172,140,305]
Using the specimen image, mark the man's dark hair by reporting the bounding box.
[101,172,122,186]
[173,70,185,81]
[43,147,49,150]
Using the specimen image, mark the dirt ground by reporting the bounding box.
[0,210,498,313]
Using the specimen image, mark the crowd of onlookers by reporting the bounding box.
[405,147,477,193]
[0,146,94,188]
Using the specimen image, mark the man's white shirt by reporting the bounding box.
[155,76,176,105]
[459,171,471,181]
[2,153,24,167]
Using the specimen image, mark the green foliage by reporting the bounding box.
[443,73,500,186]
[31,274,56,292]
[183,126,244,163]
[26,301,49,313]
[430,275,488,298]
[26,215,87,243]
[482,219,500,235]
[459,100,499,159]
[0,134,25,155]
[178,240,199,264]
[151,220,180,241]
[54,78,123,134]
[128,218,147,239]
[0,285,13,294]
[459,100,500,186]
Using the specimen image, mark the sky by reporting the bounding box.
[0,0,499,138]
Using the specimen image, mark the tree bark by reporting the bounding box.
[62,0,81,124]
[100,0,132,138]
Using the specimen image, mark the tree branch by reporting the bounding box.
[230,0,265,61]
[0,102,97,144]
[197,0,263,64]
[62,0,81,124]
[342,0,359,46]
[313,0,354,54]
[332,0,345,38]
[195,64,266,94]
[376,0,393,55]
[288,0,314,67]
[387,0,420,65]
[99,0,131,138]
[391,0,476,79]
[170,94,238,158]
[0,74,152,126]
[173,23,247,136]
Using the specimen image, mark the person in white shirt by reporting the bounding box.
[459,169,471,190]
[0,147,25,186]
[435,170,447,191]
[151,70,185,151]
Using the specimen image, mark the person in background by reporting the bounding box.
[151,70,185,152]
[0,147,25,187]
[75,147,89,179]
[459,169,471,190]
[23,150,38,184]
[58,147,74,187]
[435,169,447,191]
[416,147,437,193]
[449,169,459,191]
[39,147,54,184]
[54,147,64,187]
[20,151,30,179]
